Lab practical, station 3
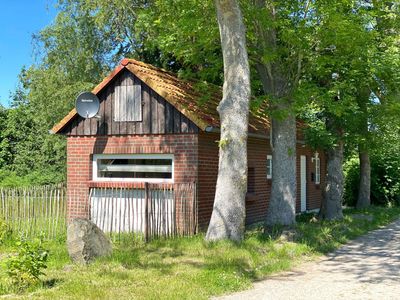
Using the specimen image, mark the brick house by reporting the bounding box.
[51,58,325,231]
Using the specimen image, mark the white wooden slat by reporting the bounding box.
[114,85,120,121]
[126,85,134,121]
[134,83,142,121]
[114,82,142,122]
[120,84,126,121]
[90,188,173,234]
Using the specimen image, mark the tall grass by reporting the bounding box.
[1,205,398,299]
[0,185,67,240]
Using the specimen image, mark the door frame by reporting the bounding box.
[300,155,307,212]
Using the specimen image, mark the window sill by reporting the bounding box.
[88,181,174,189]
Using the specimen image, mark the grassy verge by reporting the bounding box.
[0,206,399,299]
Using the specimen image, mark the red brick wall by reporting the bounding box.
[197,133,272,228]
[197,133,219,229]
[198,132,325,229]
[245,137,271,225]
[67,134,198,220]
[67,132,324,228]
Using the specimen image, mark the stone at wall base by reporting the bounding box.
[67,218,112,264]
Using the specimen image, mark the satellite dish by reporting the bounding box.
[75,92,100,119]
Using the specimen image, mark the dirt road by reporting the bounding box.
[218,218,400,300]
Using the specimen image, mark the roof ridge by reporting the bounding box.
[122,58,180,79]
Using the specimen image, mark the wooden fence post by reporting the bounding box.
[144,182,149,242]
[193,182,197,234]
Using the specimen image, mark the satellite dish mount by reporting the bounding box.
[75,92,100,119]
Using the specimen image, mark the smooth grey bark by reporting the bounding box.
[356,149,371,209]
[255,53,298,227]
[251,1,299,226]
[265,112,297,225]
[206,0,250,242]
[320,139,344,220]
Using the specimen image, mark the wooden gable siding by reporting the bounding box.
[63,69,199,136]
[114,76,142,122]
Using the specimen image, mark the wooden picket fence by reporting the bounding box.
[89,182,198,242]
[0,184,67,239]
[0,182,198,242]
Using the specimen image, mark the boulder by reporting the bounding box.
[67,218,112,264]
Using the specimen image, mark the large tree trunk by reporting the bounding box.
[255,58,298,227]
[356,89,371,209]
[251,1,298,226]
[356,149,371,208]
[206,0,250,242]
[320,140,344,220]
[265,112,297,226]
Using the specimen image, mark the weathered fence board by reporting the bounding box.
[89,182,197,241]
[0,182,197,242]
[0,185,67,239]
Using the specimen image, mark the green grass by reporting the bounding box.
[0,206,399,299]
[296,206,400,252]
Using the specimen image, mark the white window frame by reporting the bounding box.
[266,155,272,179]
[92,154,174,183]
[314,152,321,185]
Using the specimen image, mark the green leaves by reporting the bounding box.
[298,0,400,154]
[5,236,49,290]
[0,0,397,189]
[0,95,67,185]
[139,0,222,83]
[0,218,10,244]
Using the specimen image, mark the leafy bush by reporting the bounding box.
[0,169,64,188]
[370,150,400,206]
[6,236,49,290]
[0,170,24,187]
[343,157,360,207]
[344,151,400,207]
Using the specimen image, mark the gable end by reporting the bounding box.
[60,69,199,136]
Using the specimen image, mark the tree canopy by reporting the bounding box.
[0,0,399,216]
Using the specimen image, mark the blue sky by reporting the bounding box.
[0,1,57,106]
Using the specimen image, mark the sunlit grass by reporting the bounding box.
[0,206,399,299]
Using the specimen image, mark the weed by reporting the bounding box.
[0,206,398,299]
[5,235,49,291]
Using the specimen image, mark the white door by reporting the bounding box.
[300,155,307,212]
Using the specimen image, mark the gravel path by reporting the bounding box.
[217,218,400,300]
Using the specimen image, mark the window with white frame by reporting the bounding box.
[93,154,174,183]
[314,153,320,184]
[266,155,272,179]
